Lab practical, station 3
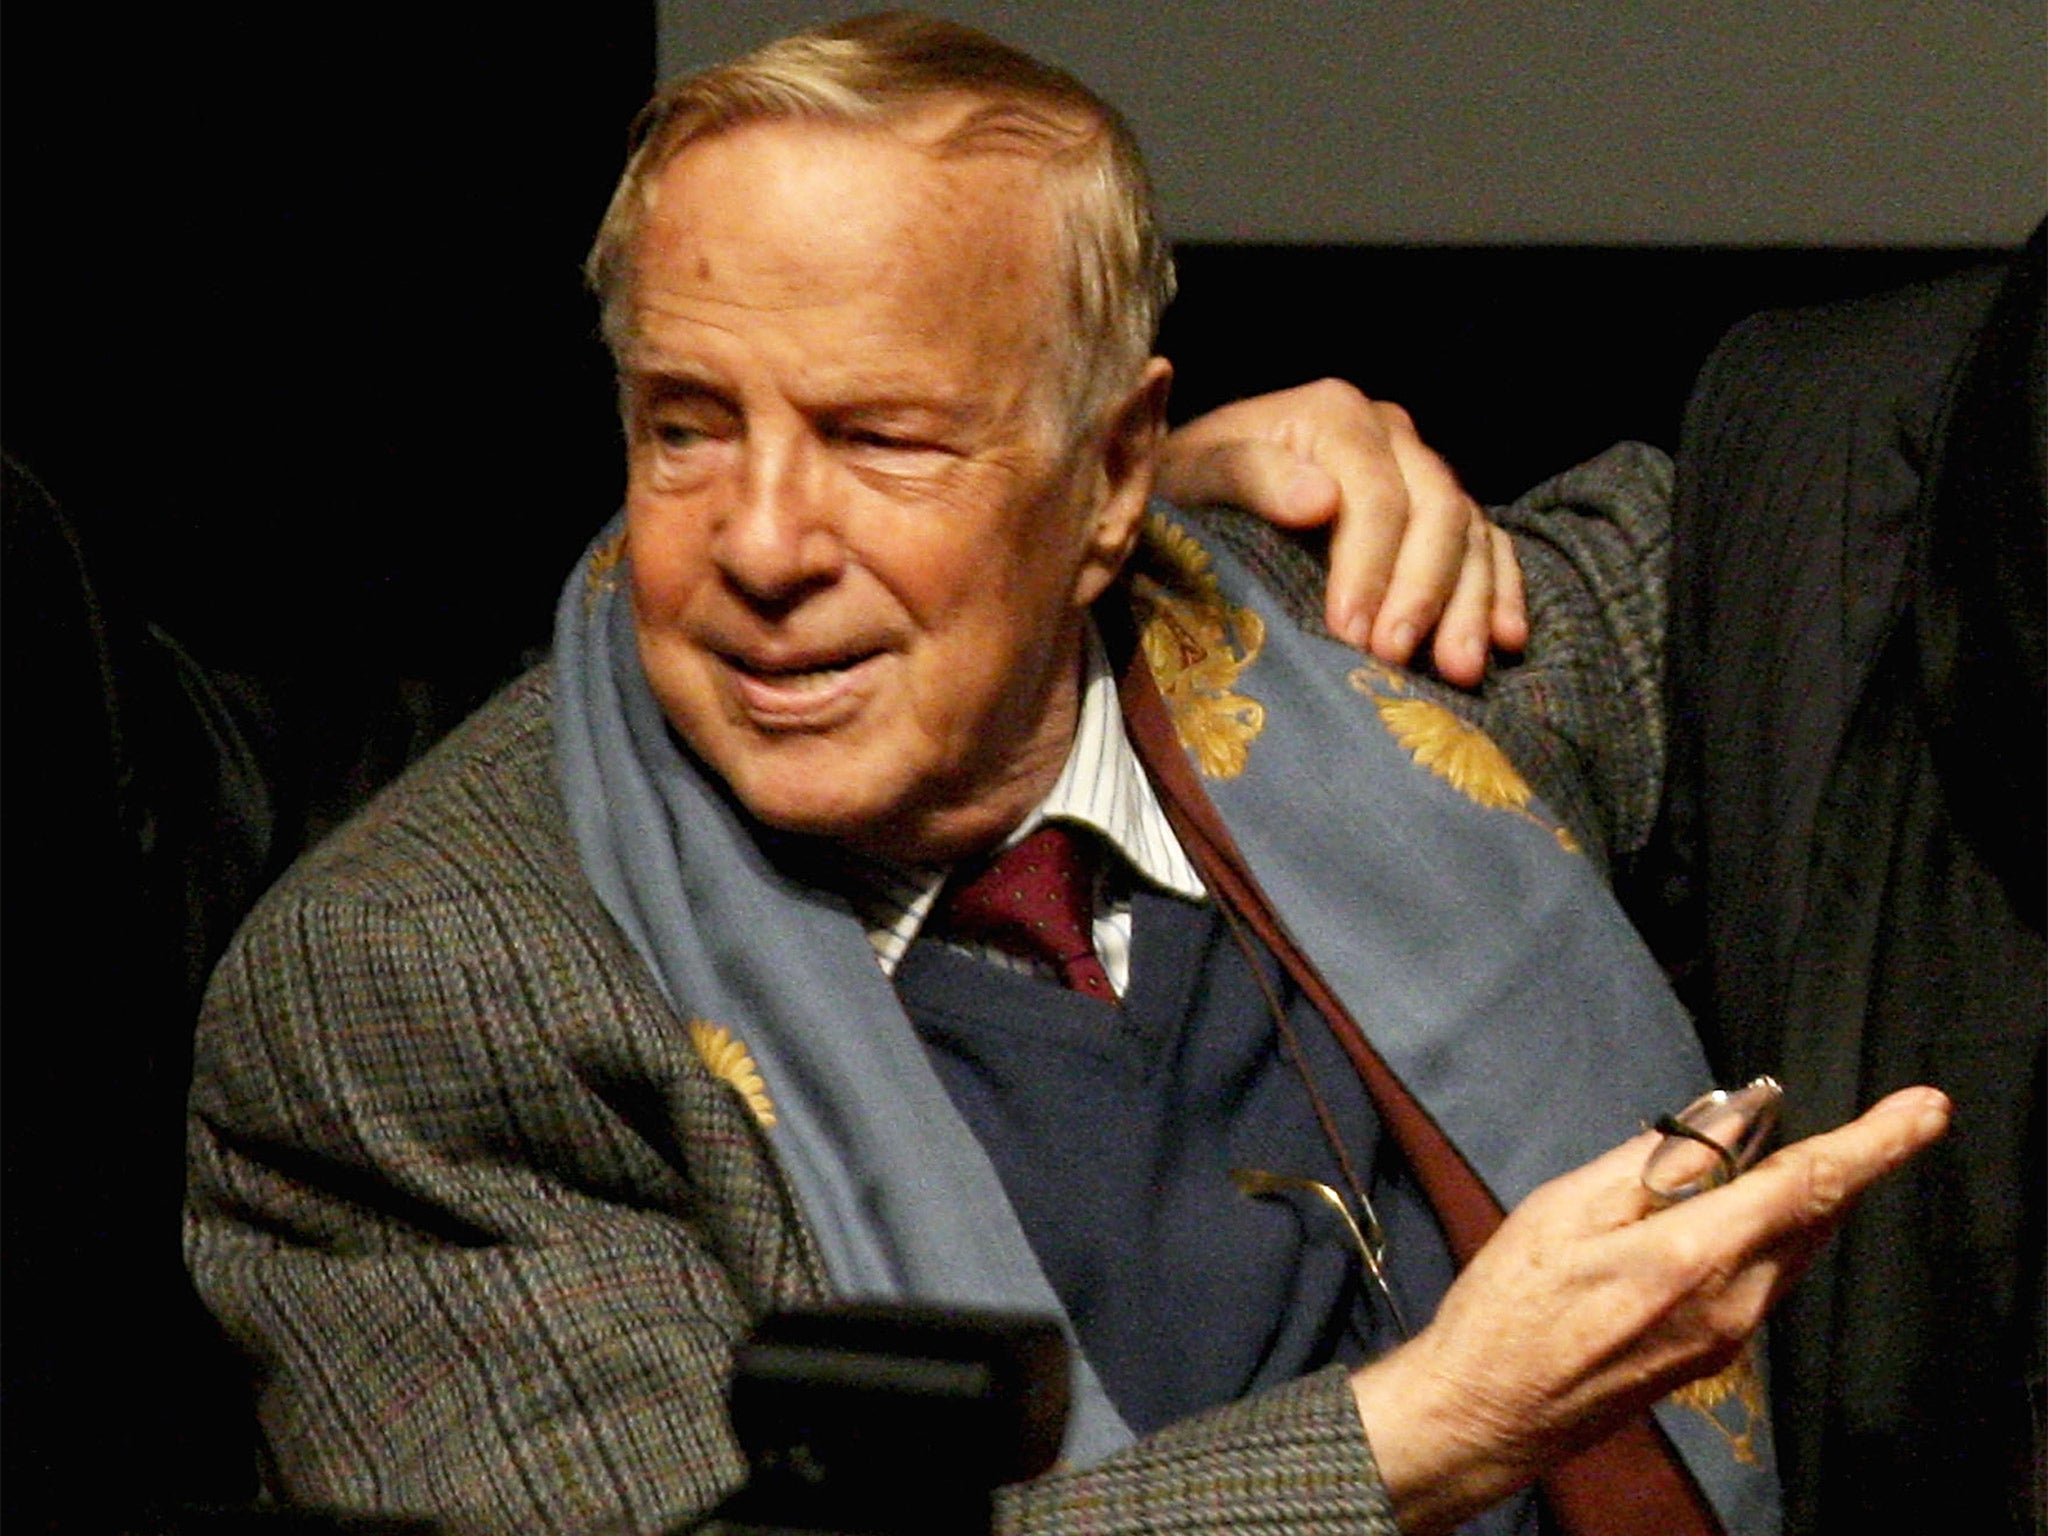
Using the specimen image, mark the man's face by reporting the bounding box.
[621,113,1160,864]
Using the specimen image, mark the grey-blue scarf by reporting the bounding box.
[553,505,1779,1533]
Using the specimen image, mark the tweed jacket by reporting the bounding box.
[186,445,1673,1536]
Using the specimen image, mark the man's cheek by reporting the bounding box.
[628,553,694,627]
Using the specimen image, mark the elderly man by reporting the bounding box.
[185,15,1944,1536]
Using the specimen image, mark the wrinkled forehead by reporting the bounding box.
[669,115,1052,245]
[652,105,1062,254]
[625,114,1070,395]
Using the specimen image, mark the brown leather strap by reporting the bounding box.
[1112,618,1722,1536]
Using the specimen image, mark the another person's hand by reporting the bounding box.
[1348,1086,1951,1535]
[1156,380,1526,686]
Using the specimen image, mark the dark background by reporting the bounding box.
[1158,243,2004,506]
[2,7,653,1529]
[0,3,2020,1529]
[4,3,650,678]
[4,5,2003,672]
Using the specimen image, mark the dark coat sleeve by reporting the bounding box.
[1646,239,2043,1536]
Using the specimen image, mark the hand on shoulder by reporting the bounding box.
[1157,380,1527,686]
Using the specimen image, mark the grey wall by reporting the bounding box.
[657,1,2045,246]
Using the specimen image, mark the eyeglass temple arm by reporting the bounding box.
[1650,1114,1740,1186]
[1231,1167,1410,1338]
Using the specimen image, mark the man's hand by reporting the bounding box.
[1156,381,1526,686]
[1349,1086,1952,1536]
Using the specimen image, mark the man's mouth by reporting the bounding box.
[746,663,839,689]
[722,648,885,725]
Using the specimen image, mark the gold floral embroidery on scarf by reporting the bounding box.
[1669,1340,1768,1464]
[688,1019,777,1129]
[1128,514,1267,779]
[1347,659,1580,854]
[584,529,627,613]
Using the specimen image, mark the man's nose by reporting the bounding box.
[712,439,845,604]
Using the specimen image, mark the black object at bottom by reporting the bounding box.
[693,1304,1070,1536]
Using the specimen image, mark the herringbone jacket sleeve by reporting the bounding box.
[186,670,1398,1536]
[186,672,829,1534]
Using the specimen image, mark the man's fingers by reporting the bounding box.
[1358,506,1472,665]
[1152,428,1397,646]
[1154,436,1340,529]
[1418,518,1495,686]
[1156,382,1509,674]
[1155,383,1419,649]
[1354,1084,1946,1526]
[1757,1085,1949,1221]
[1497,1126,1669,1238]
[1355,423,1478,665]
[1373,505,1524,683]
[1487,525,1529,654]
[1543,1086,1948,1258]
[1657,1087,1951,1272]
[1322,483,1408,651]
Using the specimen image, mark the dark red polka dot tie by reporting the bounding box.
[933,823,1114,999]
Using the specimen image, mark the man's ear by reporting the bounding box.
[1074,356,1174,607]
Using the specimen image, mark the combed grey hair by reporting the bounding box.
[584,10,1176,435]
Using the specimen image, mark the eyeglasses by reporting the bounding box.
[1231,1166,1412,1340]
[1640,1076,1784,1206]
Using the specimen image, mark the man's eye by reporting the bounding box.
[650,420,707,449]
[836,427,912,451]
[829,425,954,461]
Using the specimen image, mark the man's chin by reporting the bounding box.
[721,770,915,855]
[727,778,1015,868]
[692,725,1058,866]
